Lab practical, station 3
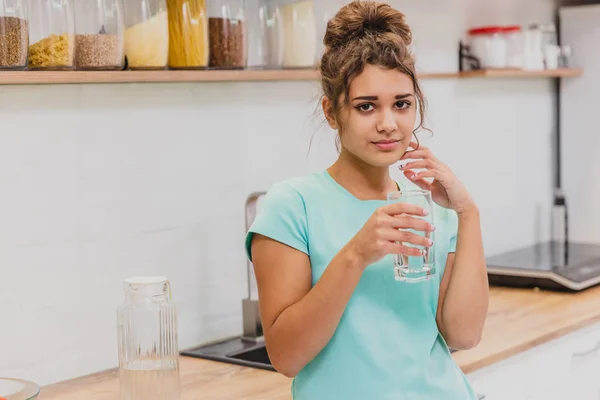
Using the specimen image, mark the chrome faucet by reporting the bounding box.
[242,191,266,342]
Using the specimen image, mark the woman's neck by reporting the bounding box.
[327,150,398,201]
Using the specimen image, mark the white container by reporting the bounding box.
[503,25,523,69]
[523,24,544,71]
[468,26,507,69]
[278,0,317,68]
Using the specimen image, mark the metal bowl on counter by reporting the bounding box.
[0,378,40,400]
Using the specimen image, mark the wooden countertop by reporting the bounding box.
[41,285,600,399]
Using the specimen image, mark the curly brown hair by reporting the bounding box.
[320,1,427,138]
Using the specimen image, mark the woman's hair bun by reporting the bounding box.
[323,1,412,50]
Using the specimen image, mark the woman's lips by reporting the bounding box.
[373,140,399,151]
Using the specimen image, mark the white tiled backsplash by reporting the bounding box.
[0,0,557,386]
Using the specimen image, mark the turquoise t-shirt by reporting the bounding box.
[245,170,477,400]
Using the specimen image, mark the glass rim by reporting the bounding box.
[387,189,431,199]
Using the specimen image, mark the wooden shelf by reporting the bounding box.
[0,68,582,85]
[457,68,583,79]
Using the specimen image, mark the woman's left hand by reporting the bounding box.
[399,141,477,215]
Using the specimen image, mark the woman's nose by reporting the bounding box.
[377,110,398,133]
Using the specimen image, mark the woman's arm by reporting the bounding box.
[251,202,433,377]
[399,142,489,350]
[252,235,364,378]
[436,207,489,350]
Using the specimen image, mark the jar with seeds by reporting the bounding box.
[208,0,248,69]
[0,0,29,70]
[28,0,75,70]
[74,0,125,70]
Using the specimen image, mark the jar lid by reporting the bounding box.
[124,276,172,299]
[502,25,521,32]
[468,26,504,35]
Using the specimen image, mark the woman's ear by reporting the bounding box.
[322,97,339,130]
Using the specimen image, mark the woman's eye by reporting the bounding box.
[357,103,374,112]
[396,101,410,109]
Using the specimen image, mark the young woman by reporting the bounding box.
[245,1,489,398]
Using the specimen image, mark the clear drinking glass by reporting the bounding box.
[117,276,181,400]
[387,190,436,283]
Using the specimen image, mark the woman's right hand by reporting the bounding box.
[344,203,435,269]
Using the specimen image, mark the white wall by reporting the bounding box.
[0,0,558,386]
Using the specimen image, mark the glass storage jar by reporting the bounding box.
[0,0,28,70]
[467,26,507,69]
[74,0,125,70]
[117,276,181,400]
[208,0,247,69]
[277,0,317,68]
[123,0,168,70]
[166,0,209,69]
[246,0,283,68]
[27,0,75,70]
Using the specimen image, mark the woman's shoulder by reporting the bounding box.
[266,170,330,200]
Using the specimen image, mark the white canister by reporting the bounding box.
[523,24,544,71]
[503,25,523,69]
[468,26,507,69]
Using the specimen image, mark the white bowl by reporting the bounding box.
[0,378,39,400]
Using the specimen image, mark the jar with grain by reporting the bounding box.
[73,0,125,70]
[28,0,75,70]
[166,0,209,69]
[123,0,168,70]
[245,0,284,68]
[208,0,248,69]
[272,0,317,69]
[0,0,28,70]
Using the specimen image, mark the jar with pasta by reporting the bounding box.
[208,0,247,69]
[272,0,317,68]
[123,0,168,69]
[28,0,75,70]
[74,0,125,70]
[167,0,209,69]
[0,0,28,70]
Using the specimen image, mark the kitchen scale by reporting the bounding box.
[487,241,600,291]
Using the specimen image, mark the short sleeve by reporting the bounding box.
[245,182,309,262]
[447,209,459,253]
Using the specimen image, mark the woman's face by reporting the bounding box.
[325,64,417,168]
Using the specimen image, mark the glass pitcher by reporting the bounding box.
[117,276,181,400]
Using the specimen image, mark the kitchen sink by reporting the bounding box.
[183,336,458,373]
[181,337,276,372]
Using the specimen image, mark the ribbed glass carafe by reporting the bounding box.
[117,276,180,400]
